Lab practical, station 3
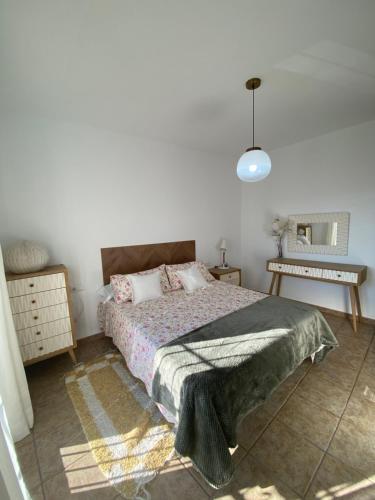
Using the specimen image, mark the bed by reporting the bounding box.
[99,241,338,488]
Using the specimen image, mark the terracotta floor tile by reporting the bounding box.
[35,418,90,482]
[28,372,66,407]
[306,454,375,500]
[29,484,44,500]
[294,369,350,417]
[343,371,375,428]
[335,331,371,355]
[277,393,339,450]
[328,417,375,479]
[326,347,366,372]
[211,453,301,499]
[146,457,209,499]
[261,362,310,416]
[336,321,374,341]
[310,357,358,392]
[33,389,78,436]
[237,406,273,450]
[43,451,118,500]
[180,445,246,496]
[323,315,345,332]
[16,438,42,491]
[250,419,323,496]
[15,432,33,450]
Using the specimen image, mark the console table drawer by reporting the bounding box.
[268,262,323,279]
[322,269,358,284]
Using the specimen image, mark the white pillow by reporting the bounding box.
[128,271,163,305]
[177,265,209,293]
[96,284,114,303]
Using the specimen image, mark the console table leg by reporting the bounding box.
[354,286,362,322]
[269,273,276,294]
[276,274,282,296]
[349,286,358,333]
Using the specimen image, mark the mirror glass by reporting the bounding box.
[296,222,338,246]
[288,212,349,255]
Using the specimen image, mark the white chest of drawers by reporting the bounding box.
[6,265,77,365]
[267,258,367,333]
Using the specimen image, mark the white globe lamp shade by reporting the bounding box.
[237,148,271,182]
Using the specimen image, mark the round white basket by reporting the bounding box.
[4,240,50,274]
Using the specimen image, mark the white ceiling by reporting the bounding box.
[1,0,375,154]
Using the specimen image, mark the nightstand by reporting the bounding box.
[209,267,242,286]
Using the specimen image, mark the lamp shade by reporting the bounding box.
[237,148,271,182]
[220,239,227,250]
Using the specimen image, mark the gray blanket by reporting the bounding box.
[151,295,338,488]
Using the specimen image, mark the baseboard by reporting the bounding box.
[316,305,375,325]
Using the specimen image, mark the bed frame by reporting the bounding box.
[101,240,196,284]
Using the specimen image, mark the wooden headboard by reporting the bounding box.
[101,240,196,284]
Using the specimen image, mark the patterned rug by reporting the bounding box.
[65,352,176,499]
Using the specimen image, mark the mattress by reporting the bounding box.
[100,281,267,398]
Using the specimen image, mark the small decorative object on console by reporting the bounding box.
[209,266,241,286]
[4,240,50,274]
[271,217,290,258]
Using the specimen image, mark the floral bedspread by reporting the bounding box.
[99,281,267,399]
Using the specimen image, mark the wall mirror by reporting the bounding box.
[287,212,350,255]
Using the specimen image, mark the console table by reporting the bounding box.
[267,257,367,333]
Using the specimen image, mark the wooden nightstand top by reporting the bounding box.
[209,266,240,276]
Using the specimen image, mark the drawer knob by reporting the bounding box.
[305,270,308,273]
[38,346,44,351]
[337,274,342,277]
[33,315,38,320]
[29,283,34,288]
[36,331,41,336]
[31,300,36,304]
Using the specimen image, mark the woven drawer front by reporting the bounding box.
[21,331,73,362]
[10,288,67,315]
[299,266,323,278]
[17,317,72,346]
[220,272,240,286]
[322,269,358,283]
[13,302,69,330]
[269,263,323,279]
[268,262,283,272]
[7,273,65,298]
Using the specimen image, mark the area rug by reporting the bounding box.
[65,352,176,499]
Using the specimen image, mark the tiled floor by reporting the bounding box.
[16,314,375,499]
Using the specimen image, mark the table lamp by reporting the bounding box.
[219,239,228,269]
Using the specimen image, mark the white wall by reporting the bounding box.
[0,115,241,338]
[241,120,375,319]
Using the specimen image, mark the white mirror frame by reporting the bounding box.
[287,212,350,255]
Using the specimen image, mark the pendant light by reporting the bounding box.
[237,78,271,182]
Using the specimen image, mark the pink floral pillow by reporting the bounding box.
[166,261,215,291]
[110,264,171,304]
